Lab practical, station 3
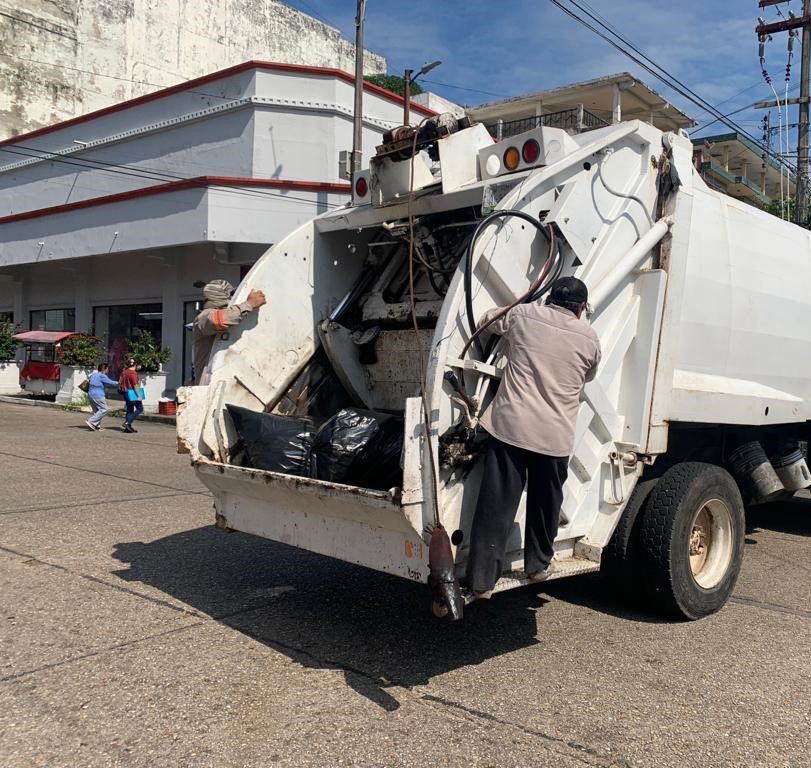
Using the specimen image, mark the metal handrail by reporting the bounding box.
[483,107,609,139]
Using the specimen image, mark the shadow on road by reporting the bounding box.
[112,527,550,710]
[746,494,811,537]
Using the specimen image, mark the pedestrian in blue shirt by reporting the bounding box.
[85,363,119,431]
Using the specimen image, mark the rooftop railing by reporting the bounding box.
[483,107,609,139]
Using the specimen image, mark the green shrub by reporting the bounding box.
[0,321,17,361]
[365,74,423,98]
[60,334,104,368]
[126,330,171,372]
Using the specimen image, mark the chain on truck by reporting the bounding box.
[177,109,811,621]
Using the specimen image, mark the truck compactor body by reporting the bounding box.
[177,115,811,620]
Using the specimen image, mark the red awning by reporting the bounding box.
[13,331,75,344]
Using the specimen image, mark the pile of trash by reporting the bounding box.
[227,405,403,491]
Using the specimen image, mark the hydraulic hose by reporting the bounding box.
[464,210,545,354]
[462,214,559,357]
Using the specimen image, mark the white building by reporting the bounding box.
[0,0,386,139]
[0,61,434,389]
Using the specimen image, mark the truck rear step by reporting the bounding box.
[463,556,601,604]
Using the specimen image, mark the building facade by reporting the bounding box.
[466,72,695,139]
[691,132,795,209]
[0,61,433,389]
[0,0,386,139]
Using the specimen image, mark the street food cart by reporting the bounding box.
[14,330,76,396]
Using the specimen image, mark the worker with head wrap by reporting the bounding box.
[192,279,266,383]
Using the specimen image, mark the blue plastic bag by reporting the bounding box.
[126,387,145,402]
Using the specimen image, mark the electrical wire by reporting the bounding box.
[0,144,348,211]
[597,150,654,225]
[761,41,786,216]
[550,0,795,173]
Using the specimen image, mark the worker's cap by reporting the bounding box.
[202,279,235,305]
[549,276,588,306]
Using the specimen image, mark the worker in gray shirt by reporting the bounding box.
[466,277,601,599]
[192,279,266,383]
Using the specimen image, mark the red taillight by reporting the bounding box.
[355,177,368,197]
[522,139,540,165]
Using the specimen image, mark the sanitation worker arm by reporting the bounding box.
[197,289,267,336]
[477,305,515,337]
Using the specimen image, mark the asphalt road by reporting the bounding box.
[1,402,809,768]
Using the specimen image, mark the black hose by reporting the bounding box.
[463,210,553,355]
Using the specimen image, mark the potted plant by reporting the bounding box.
[0,320,22,395]
[55,333,104,405]
[126,330,171,412]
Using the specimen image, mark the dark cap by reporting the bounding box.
[549,276,588,306]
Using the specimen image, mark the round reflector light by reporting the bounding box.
[355,177,368,197]
[503,146,520,171]
[522,139,541,165]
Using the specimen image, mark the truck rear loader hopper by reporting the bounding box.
[177,116,811,621]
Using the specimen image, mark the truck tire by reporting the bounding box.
[601,478,658,602]
[639,462,745,620]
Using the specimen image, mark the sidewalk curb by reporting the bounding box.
[0,395,176,425]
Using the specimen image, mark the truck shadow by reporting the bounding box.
[112,527,552,711]
[746,494,811,537]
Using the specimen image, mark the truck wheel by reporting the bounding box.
[639,462,744,620]
[601,478,658,601]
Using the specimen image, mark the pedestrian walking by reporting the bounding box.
[84,363,119,431]
[118,357,143,433]
[465,277,601,599]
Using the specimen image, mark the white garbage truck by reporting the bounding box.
[177,113,811,621]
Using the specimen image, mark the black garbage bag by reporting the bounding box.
[227,404,318,477]
[313,408,403,490]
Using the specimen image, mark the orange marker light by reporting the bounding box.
[503,146,520,171]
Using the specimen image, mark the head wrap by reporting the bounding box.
[202,279,234,308]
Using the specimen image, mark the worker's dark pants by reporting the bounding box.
[466,437,568,593]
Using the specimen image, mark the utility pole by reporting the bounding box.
[799,0,811,224]
[403,68,413,126]
[351,0,367,177]
[756,0,811,225]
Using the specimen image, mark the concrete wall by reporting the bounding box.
[0,0,386,140]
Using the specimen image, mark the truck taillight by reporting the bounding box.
[522,139,540,165]
[503,146,520,171]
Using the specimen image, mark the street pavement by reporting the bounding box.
[0,401,809,768]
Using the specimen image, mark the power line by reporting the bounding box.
[0,144,348,210]
[419,78,509,99]
[550,0,795,171]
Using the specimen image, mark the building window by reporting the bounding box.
[0,311,12,323]
[30,308,76,331]
[93,303,162,373]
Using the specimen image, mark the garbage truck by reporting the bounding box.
[177,112,811,621]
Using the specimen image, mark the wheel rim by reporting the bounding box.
[688,498,734,589]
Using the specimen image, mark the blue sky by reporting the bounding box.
[284,0,804,145]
